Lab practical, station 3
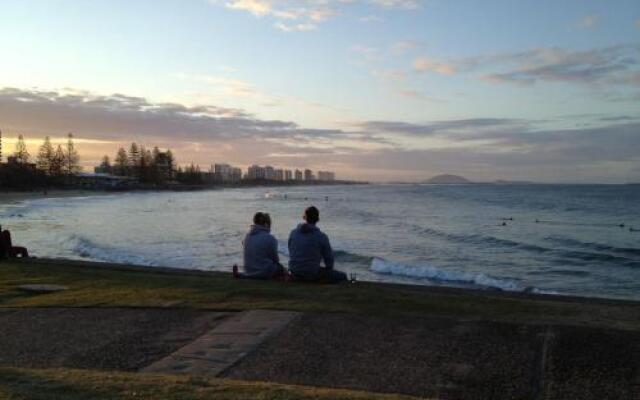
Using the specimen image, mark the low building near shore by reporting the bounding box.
[69,173,136,190]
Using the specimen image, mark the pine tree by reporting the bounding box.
[13,134,30,164]
[128,143,140,178]
[36,136,54,174]
[98,155,111,173]
[165,149,174,169]
[50,145,65,176]
[114,147,128,176]
[65,133,80,174]
[140,148,154,182]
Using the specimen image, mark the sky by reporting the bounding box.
[0,0,639,183]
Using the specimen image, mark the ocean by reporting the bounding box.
[3,184,639,301]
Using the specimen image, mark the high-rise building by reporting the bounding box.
[284,170,293,181]
[247,165,266,180]
[304,169,315,181]
[265,165,275,180]
[213,163,241,182]
[295,169,303,181]
[231,167,242,182]
[318,171,335,181]
[274,169,284,181]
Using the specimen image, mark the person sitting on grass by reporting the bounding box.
[0,228,29,259]
[240,212,286,279]
[288,206,346,283]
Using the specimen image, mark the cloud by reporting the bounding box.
[402,44,639,89]
[574,15,600,29]
[274,21,317,32]
[224,0,272,16]
[0,87,358,145]
[3,86,638,182]
[371,0,421,9]
[210,0,423,31]
[477,45,640,87]
[413,57,456,75]
[347,119,640,182]
[361,118,528,137]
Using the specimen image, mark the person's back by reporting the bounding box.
[243,212,282,279]
[288,206,345,283]
[288,222,333,279]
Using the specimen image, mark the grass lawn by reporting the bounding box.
[0,367,423,400]
[1,259,639,330]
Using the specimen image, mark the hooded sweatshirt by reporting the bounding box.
[243,225,279,278]
[287,223,334,278]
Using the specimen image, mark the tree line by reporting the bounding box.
[0,134,80,189]
[98,143,176,184]
[7,133,80,175]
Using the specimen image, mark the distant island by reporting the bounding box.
[423,174,473,184]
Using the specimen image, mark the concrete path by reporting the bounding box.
[141,310,301,376]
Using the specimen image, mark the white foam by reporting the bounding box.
[370,257,521,291]
[68,234,159,267]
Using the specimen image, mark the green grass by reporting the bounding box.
[0,367,423,400]
[1,259,639,330]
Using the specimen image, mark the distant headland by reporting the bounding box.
[423,174,473,184]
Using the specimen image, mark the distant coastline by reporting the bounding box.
[0,179,367,204]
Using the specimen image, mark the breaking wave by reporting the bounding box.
[370,257,522,292]
[68,234,159,267]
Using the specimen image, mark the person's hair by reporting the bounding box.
[253,212,271,227]
[304,206,319,224]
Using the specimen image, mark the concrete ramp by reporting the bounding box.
[142,310,301,376]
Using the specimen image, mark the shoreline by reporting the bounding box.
[0,180,364,205]
[0,189,109,205]
[18,257,640,307]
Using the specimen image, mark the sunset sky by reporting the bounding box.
[1,0,639,182]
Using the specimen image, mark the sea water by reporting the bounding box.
[3,184,639,300]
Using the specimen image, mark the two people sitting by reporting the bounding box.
[241,206,347,283]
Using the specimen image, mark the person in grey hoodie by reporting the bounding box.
[288,206,347,283]
[242,212,285,279]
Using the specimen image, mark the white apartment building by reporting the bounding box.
[317,171,336,181]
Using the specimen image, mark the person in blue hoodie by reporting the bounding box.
[288,206,347,283]
[242,212,285,279]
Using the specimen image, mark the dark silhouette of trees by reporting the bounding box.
[114,148,128,175]
[52,145,65,176]
[65,133,80,174]
[36,136,54,174]
[110,142,176,184]
[13,135,30,164]
[176,163,203,184]
[100,155,111,169]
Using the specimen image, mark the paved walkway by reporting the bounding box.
[141,310,301,376]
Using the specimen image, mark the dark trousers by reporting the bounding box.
[293,268,347,284]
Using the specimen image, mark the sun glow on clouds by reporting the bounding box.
[212,0,423,31]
